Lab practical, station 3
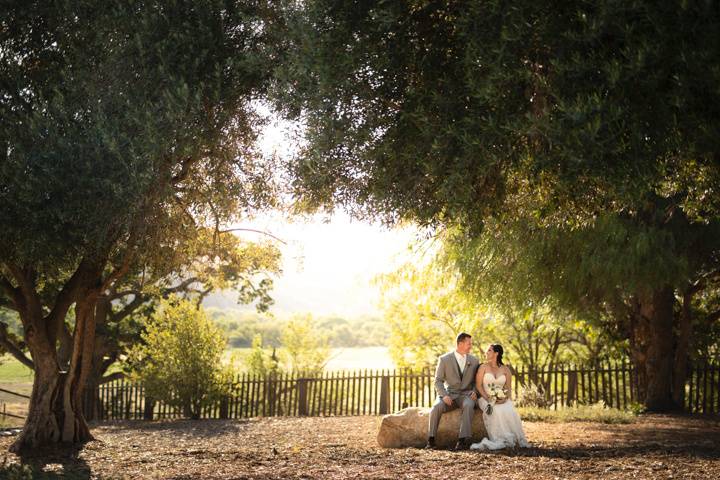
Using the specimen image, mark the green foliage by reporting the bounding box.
[376,257,487,369]
[245,333,280,376]
[627,401,648,416]
[276,0,720,227]
[377,245,624,370]
[211,309,389,349]
[1,1,280,268]
[127,296,233,419]
[515,382,554,409]
[281,314,330,373]
[517,403,636,424]
[274,2,720,397]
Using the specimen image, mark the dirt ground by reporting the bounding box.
[1,414,719,479]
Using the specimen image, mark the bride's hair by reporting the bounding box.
[491,344,504,366]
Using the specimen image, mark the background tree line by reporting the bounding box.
[210,309,388,349]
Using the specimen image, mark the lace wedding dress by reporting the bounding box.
[470,372,529,450]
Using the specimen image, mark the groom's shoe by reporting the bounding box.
[424,437,437,450]
[453,437,471,451]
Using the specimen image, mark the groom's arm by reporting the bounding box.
[434,357,448,397]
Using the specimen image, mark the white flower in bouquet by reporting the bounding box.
[485,383,507,415]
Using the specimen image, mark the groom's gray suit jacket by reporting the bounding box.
[434,351,480,399]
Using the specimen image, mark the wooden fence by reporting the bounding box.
[83,361,720,421]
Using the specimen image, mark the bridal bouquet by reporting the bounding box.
[485,384,507,415]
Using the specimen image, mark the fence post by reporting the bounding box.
[297,378,309,416]
[567,369,577,407]
[379,375,391,415]
[219,395,229,419]
[143,395,155,420]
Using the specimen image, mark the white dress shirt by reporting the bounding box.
[454,350,467,374]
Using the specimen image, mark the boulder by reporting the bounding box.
[377,406,487,448]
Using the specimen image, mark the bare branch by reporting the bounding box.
[0,322,33,370]
[99,371,126,384]
[102,247,137,292]
[164,277,201,295]
[171,156,198,184]
[6,264,43,320]
[217,227,287,245]
[108,289,142,301]
[111,293,147,323]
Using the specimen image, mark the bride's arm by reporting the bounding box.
[475,364,489,401]
[500,367,512,403]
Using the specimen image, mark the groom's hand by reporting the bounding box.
[442,395,453,406]
[470,391,477,401]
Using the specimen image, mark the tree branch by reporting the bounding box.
[99,371,126,384]
[164,277,201,295]
[108,289,142,301]
[217,228,287,245]
[101,246,137,292]
[6,264,43,321]
[0,322,34,369]
[45,258,101,344]
[171,156,198,184]
[110,293,147,323]
[0,274,21,310]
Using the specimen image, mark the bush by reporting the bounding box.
[246,333,281,375]
[517,402,637,424]
[515,382,554,409]
[282,314,330,373]
[127,296,233,419]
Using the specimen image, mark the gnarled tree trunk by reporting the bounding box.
[10,292,99,452]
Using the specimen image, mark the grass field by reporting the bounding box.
[0,354,33,383]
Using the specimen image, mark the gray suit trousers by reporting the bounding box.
[428,394,475,439]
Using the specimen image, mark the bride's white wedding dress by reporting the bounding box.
[470,372,529,451]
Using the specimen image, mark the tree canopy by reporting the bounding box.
[275,0,720,410]
[0,0,283,450]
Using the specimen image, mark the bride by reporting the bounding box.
[470,343,529,450]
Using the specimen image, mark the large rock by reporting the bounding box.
[377,406,487,448]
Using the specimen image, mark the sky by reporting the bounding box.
[203,108,420,318]
[203,211,418,317]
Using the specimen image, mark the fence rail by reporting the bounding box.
[82,361,720,421]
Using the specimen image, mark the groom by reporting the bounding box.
[425,332,479,451]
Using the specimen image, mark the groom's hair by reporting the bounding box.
[456,332,471,344]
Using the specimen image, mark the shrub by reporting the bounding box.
[246,333,281,376]
[127,296,233,419]
[518,402,637,424]
[282,314,330,373]
[515,382,554,409]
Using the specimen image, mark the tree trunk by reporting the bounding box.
[672,289,693,408]
[10,294,98,452]
[632,286,680,412]
[9,348,94,452]
[10,356,64,451]
[83,321,116,421]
